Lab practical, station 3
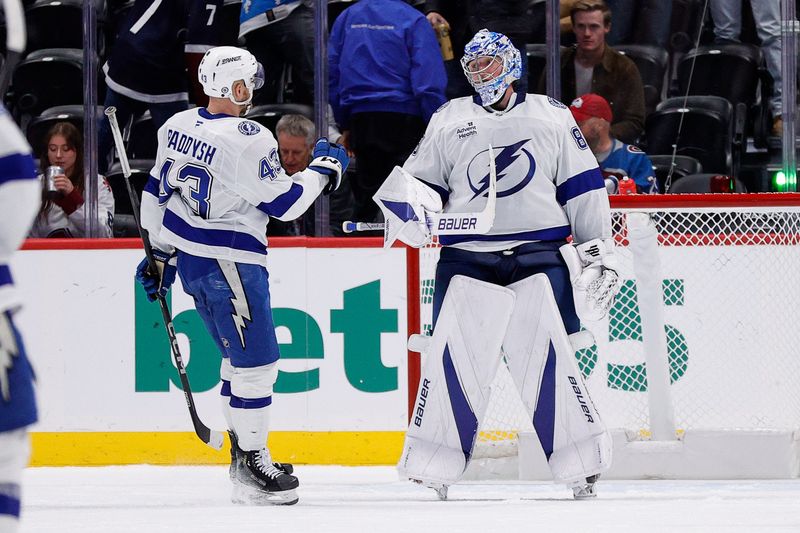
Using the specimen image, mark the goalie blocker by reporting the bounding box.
[399,275,611,493]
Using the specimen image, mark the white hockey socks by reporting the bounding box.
[398,276,516,485]
[503,275,612,483]
[225,362,278,451]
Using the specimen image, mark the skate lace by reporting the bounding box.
[253,449,283,479]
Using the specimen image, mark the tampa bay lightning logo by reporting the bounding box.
[238,121,261,136]
[467,140,536,200]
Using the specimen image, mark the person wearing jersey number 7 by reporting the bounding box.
[386,29,621,500]
[136,46,349,506]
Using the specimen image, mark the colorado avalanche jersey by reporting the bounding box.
[141,108,327,265]
[597,138,658,193]
[403,92,611,251]
[104,0,223,101]
[28,176,115,238]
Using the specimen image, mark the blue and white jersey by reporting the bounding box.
[104,0,223,101]
[0,106,39,433]
[403,92,611,251]
[141,107,328,265]
[0,107,39,314]
[597,138,658,193]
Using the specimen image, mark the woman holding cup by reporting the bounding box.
[30,122,115,238]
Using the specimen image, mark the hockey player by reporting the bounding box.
[0,105,40,530]
[135,46,349,505]
[379,29,620,499]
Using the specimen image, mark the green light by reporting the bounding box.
[775,171,787,187]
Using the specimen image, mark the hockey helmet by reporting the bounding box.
[461,29,521,106]
[198,46,264,106]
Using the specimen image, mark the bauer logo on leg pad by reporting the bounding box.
[414,378,431,427]
[569,376,594,423]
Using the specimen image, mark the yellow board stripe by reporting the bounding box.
[30,431,405,466]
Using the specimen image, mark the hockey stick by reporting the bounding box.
[105,106,224,451]
[343,144,498,235]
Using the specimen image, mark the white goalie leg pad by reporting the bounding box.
[229,362,278,451]
[398,275,515,486]
[503,274,612,484]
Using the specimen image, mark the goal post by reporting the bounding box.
[408,193,800,480]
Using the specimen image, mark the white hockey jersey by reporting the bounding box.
[0,107,39,313]
[403,92,611,252]
[28,176,115,238]
[141,107,328,265]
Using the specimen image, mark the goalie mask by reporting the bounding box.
[461,29,521,107]
[198,46,265,107]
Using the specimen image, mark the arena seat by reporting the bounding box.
[10,48,92,121]
[648,154,703,193]
[616,44,669,116]
[645,95,738,175]
[668,172,746,193]
[25,104,104,155]
[105,158,153,217]
[245,103,313,134]
[26,0,105,55]
[126,111,158,160]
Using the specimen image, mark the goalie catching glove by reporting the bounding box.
[309,137,350,194]
[373,166,443,248]
[135,248,177,302]
[560,238,621,321]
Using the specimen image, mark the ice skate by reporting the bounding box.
[410,478,449,501]
[227,430,293,480]
[230,436,299,505]
[571,474,599,500]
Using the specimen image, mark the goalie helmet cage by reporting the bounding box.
[406,193,800,480]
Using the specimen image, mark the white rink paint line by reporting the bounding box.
[20,465,800,533]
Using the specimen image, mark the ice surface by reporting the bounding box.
[20,466,800,533]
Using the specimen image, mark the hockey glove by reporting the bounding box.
[309,137,350,194]
[135,249,177,302]
[560,238,621,321]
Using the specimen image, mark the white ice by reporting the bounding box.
[20,466,800,533]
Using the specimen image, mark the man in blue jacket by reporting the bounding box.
[329,0,447,224]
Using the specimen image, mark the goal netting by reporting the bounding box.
[410,194,800,479]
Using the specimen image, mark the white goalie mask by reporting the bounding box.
[198,46,265,107]
[461,29,522,106]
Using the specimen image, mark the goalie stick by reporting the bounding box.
[343,145,498,235]
[105,106,225,451]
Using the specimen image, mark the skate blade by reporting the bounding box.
[231,484,299,506]
[410,478,448,500]
[572,485,597,500]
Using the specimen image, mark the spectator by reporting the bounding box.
[30,123,115,238]
[541,0,645,144]
[97,0,222,173]
[424,0,535,98]
[240,0,315,105]
[710,0,783,136]
[329,0,447,225]
[273,114,354,236]
[570,93,657,193]
[605,0,672,48]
